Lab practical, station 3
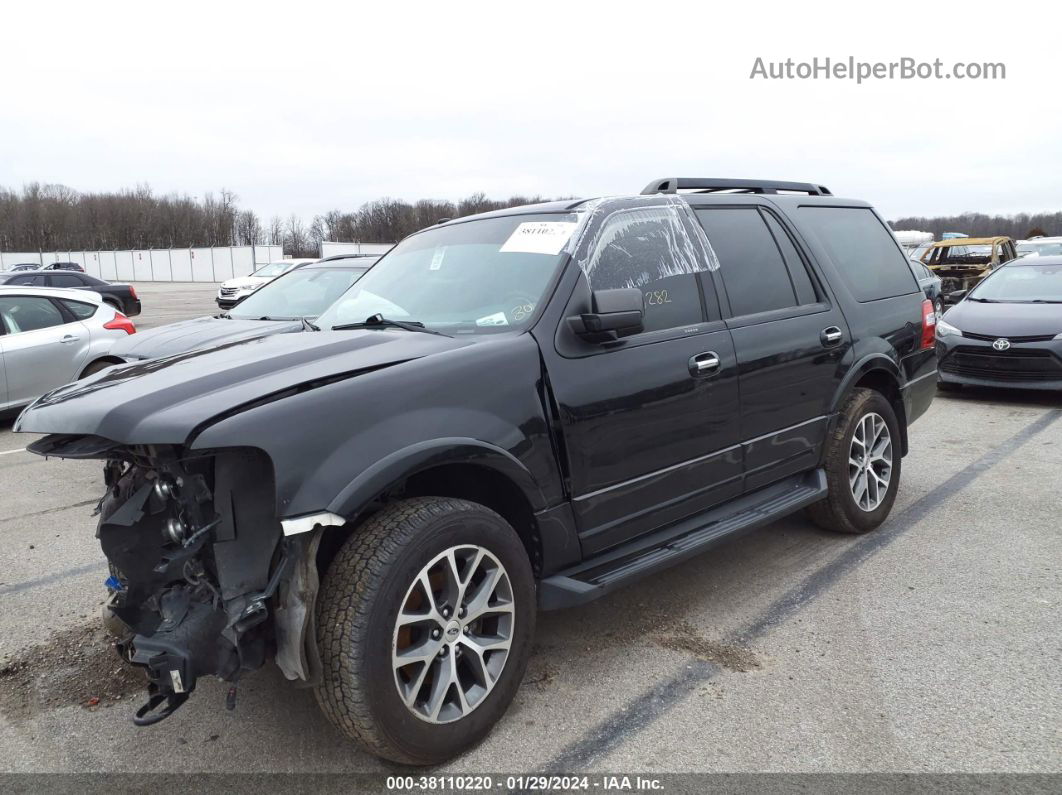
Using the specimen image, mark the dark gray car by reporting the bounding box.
[909,258,943,316]
[936,256,1062,391]
[111,257,375,361]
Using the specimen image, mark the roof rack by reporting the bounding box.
[641,178,832,196]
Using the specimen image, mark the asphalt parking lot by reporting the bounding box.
[0,282,1059,775]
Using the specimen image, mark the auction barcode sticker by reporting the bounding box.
[499,221,578,256]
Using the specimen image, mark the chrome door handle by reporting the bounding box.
[820,327,843,347]
[59,334,80,344]
[689,352,721,377]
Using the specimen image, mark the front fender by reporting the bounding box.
[328,438,548,519]
[188,334,560,522]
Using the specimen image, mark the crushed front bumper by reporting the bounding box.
[28,437,323,725]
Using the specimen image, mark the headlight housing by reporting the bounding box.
[936,319,962,339]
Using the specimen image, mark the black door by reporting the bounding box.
[694,205,849,490]
[543,198,742,555]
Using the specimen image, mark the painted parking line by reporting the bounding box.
[0,447,28,456]
[542,408,1062,773]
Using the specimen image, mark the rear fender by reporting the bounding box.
[824,354,906,459]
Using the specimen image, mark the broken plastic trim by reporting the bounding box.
[280,511,346,536]
[132,688,190,726]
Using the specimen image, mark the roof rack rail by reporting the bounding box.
[641,178,832,196]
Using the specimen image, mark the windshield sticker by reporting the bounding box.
[430,247,446,271]
[499,222,578,256]
[475,311,509,327]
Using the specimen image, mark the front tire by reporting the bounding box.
[315,497,535,765]
[807,388,901,534]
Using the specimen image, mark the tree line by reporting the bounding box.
[3,183,1058,259]
[889,212,1059,240]
[0,184,556,258]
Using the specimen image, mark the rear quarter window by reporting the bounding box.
[59,299,98,319]
[798,207,917,302]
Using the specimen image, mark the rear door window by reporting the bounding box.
[762,211,819,305]
[694,208,798,317]
[59,299,98,320]
[797,207,917,302]
[49,273,84,288]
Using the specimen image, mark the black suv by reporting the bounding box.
[16,178,937,764]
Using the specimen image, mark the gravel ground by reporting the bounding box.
[0,282,1058,779]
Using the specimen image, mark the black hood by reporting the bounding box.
[110,316,302,359]
[944,300,1062,338]
[15,330,474,445]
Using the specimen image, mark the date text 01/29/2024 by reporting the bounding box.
[386,775,664,791]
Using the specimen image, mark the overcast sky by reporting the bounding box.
[4,1,1059,223]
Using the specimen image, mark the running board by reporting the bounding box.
[538,469,827,610]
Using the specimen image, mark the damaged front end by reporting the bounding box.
[30,434,322,726]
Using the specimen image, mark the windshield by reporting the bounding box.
[252,261,296,278]
[1018,241,1062,257]
[228,266,369,319]
[315,213,578,333]
[969,264,1062,302]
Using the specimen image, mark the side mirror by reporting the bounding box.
[948,289,968,302]
[570,288,644,340]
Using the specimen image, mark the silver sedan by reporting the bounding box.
[0,286,136,414]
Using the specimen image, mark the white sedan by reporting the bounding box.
[0,286,136,415]
[215,260,316,309]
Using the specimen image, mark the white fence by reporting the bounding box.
[0,245,284,283]
[320,241,393,258]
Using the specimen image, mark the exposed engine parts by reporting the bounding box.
[90,446,309,725]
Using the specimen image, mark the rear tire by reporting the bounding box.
[314,497,535,765]
[807,388,901,535]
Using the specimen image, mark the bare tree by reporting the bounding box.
[284,214,311,257]
[267,215,285,247]
[235,210,262,245]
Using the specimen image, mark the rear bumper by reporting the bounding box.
[902,367,938,425]
[937,337,1062,391]
[124,299,142,317]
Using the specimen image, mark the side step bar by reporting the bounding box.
[538,469,827,610]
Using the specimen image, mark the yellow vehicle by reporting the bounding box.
[920,236,1017,305]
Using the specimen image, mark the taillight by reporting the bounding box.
[128,285,138,300]
[920,298,936,349]
[104,312,137,335]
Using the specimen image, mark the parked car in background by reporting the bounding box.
[5,263,41,272]
[216,259,316,309]
[0,271,141,316]
[111,256,376,361]
[909,258,943,316]
[908,242,934,262]
[921,236,1017,305]
[15,178,936,764]
[0,287,136,415]
[40,261,86,272]
[936,256,1062,391]
[1016,236,1062,258]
